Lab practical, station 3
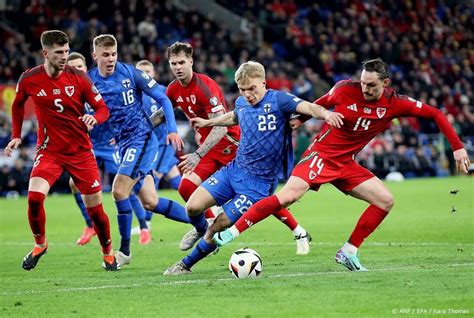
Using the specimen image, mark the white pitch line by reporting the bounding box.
[0,241,472,247]
[2,262,473,296]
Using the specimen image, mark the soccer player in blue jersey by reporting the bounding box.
[89,34,189,267]
[163,61,344,275]
[129,60,183,241]
[66,53,152,246]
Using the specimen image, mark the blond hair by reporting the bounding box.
[234,61,265,85]
[136,59,153,68]
[93,34,117,52]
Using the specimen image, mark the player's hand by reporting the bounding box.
[79,114,98,131]
[178,152,201,174]
[167,132,184,151]
[4,138,22,157]
[454,148,471,174]
[325,111,344,128]
[190,117,210,129]
[290,118,302,130]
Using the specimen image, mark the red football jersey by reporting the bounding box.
[166,73,240,152]
[311,80,463,164]
[12,65,109,154]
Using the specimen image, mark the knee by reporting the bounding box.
[27,191,46,209]
[112,187,128,201]
[378,193,395,212]
[142,200,155,212]
[185,200,203,216]
[279,191,300,208]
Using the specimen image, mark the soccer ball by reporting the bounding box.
[228,247,262,279]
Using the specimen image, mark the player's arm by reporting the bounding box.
[295,100,344,128]
[5,78,29,156]
[80,75,109,130]
[190,111,238,128]
[397,96,470,173]
[137,69,183,150]
[179,110,233,174]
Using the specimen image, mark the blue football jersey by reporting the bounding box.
[141,84,168,146]
[234,89,301,181]
[84,103,115,151]
[88,62,177,146]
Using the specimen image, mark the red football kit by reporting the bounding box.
[12,65,109,194]
[292,80,464,192]
[166,72,240,179]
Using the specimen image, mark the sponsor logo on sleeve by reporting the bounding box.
[209,96,219,106]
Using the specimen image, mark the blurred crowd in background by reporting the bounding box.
[0,0,473,196]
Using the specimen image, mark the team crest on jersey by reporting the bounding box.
[122,79,131,88]
[376,107,386,118]
[263,103,272,113]
[65,86,75,97]
[191,95,196,104]
[222,146,231,155]
[209,96,218,106]
[309,170,318,180]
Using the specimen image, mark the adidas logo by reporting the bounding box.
[91,180,100,188]
[36,89,47,97]
[347,103,357,111]
[176,96,183,103]
[245,219,253,228]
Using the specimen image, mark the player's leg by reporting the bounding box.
[178,185,219,251]
[272,208,312,255]
[70,177,96,245]
[129,193,151,244]
[69,150,119,271]
[165,165,182,190]
[214,176,310,246]
[137,174,189,223]
[22,176,51,270]
[178,173,216,218]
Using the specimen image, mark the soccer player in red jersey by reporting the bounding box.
[214,58,471,271]
[167,42,313,254]
[4,30,119,271]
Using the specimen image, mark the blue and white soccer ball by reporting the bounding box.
[229,247,262,279]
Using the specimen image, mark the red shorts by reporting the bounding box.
[31,149,102,195]
[194,145,237,181]
[291,153,374,193]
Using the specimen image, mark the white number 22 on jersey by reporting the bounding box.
[258,114,276,131]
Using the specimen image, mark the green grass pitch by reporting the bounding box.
[0,176,472,317]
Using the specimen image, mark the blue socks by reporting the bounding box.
[168,175,181,190]
[153,198,189,224]
[182,239,217,268]
[74,192,92,227]
[116,198,132,255]
[129,194,148,229]
[189,214,208,234]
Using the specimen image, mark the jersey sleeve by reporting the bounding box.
[196,77,226,114]
[275,91,303,113]
[11,75,30,138]
[394,94,464,151]
[79,73,109,124]
[134,68,177,133]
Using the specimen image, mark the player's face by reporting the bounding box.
[44,43,70,72]
[360,70,389,101]
[238,77,266,105]
[137,64,155,78]
[169,52,193,83]
[93,45,118,76]
[67,58,87,72]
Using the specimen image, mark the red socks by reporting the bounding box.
[27,191,46,245]
[273,208,298,230]
[234,195,282,233]
[349,204,389,247]
[86,204,112,254]
[178,178,215,219]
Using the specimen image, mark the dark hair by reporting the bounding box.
[67,52,86,63]
[362,58,390,80]
[167,42,193,59]
[40,30,69,49]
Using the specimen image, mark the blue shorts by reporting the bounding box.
[201,161,277,223]
[155,143,179,174]
[93,147,120,174]
[117,133,158,180]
